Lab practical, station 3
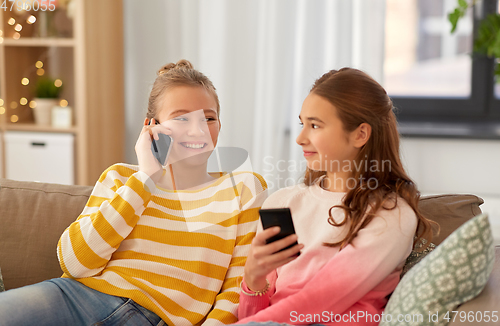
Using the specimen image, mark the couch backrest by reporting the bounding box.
[0,179,487,291]
[418,194,484,245]
[0,179,93,290]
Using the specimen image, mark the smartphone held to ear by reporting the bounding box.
[259,208,300,255]
[149,120,172,166]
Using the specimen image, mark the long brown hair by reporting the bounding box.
[304,68,436,250]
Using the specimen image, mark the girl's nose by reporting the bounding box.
[296,128,308,145]
[187,120,207,137]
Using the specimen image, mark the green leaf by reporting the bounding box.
[448,10,461,33]
[458,0,468,9]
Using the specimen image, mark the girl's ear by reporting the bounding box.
[352,123,371,148]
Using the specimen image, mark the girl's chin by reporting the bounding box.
[169,151,213,167]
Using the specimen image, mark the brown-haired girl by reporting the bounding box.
[0,60,267,326]
[235,68,433,326]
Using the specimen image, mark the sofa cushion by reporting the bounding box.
[400,194,484,278]
[0,179,93,290]
[380,213,495,326]
[419,194,484,246]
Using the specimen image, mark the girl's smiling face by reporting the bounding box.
[296,93,360,174]
[157,86,220,167]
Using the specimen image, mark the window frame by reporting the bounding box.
[393,0,500,133]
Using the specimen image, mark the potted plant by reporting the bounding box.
[33,76,63,125]
[449,0,500,77]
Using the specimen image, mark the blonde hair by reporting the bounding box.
[147,59,220,121]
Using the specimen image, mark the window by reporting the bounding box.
[383,0,500,138]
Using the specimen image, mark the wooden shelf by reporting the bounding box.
[0,0,125,185]
[4,123,78,134]
[1,38,75,47]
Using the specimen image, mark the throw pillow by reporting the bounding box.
[380,213,495,326]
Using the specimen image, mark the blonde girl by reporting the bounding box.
[0,60,267,326]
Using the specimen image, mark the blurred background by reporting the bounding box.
[0,0,499,242]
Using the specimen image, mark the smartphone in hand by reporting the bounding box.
[149,120,172,166]
[259,208,300,255]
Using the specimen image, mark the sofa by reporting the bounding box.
[0,178,498,326]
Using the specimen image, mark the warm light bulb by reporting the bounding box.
[13,32,21,40]
[0,37,3,44]
[11,115,19,123]
[35,61,43,68]
[10,101,18,109]
[0,99,3,106]
[29,100,37,108]
[54,79,63,87]
[0,30,3,36]
[20,97,28,105]
[0,107,5,115]
[21,77,29,85]
[14,24,22,32]
[27,15,36,24]
[37,68,45,76]
[8,18,15,26]
[60,99,69,107]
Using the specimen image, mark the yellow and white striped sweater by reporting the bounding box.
[57,163,267,326]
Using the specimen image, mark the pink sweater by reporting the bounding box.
[237,179,417,326]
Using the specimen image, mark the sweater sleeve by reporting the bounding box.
[203,173,268,326]
[236,199,417,324]
[57,164,156,278]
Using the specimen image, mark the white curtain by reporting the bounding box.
[124,0,386,193]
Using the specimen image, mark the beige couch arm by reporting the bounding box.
[0,179,93,290]
[448,246,500,326]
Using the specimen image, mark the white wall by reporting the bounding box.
[400,137,500,244]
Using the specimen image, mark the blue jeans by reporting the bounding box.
[0,278,165,326]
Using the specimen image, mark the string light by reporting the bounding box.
[21,77,29,85]
[60,99,68,107]
[27,16,36,24]
[13,32,21,40]
[0,30,3,36]
[54,79,63,87]
[0,99,3,106]
[14,24,22,32]
[0,107,5,115]
[29,100,37,108]
[10,101,18,109]
[37,68,45,76]
[20,97,28,106]
[11,115,19,123]
[8,18,15,26]
[35,61,43,68]
[0,37,3,44]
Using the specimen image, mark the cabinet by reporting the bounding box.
[5,131,74,184]
[0,0,124,185]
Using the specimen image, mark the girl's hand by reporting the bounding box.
[135,118,172,183]
[244,227,304,292]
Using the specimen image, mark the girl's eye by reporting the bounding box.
[204,117,217,122]
[174,116,188,121]
[298,122,319,129]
